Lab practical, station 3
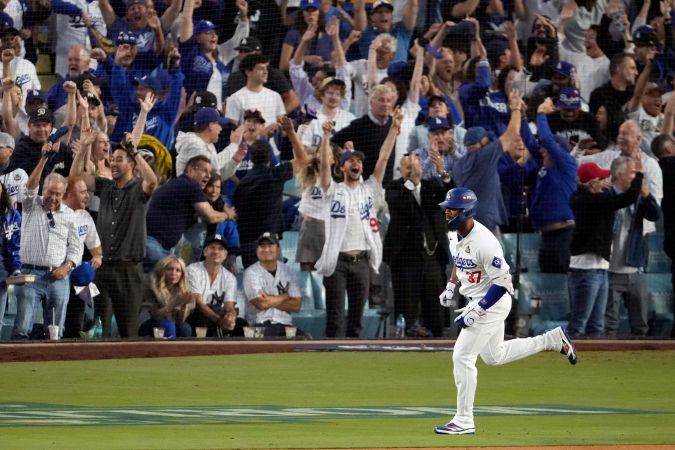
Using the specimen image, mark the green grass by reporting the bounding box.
[1,351,674,449]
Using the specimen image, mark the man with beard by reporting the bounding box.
[12,145,82,339]
[315,108,402,338]
[546,87,605,149]
[589,53,637,115]
[144,155,233,270]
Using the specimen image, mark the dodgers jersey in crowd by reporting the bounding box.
[450,220,514,301]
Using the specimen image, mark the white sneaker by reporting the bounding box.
[434,422,476,435]
[556,326,577,365]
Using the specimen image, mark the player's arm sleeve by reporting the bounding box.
[478,242,514,296]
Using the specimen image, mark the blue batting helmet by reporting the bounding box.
[439,187,478,230]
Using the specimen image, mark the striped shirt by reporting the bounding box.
[243,261,300,326]
[20,187,82,268]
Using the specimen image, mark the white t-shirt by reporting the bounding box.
[243,260,300,326]
[298,184,327,219]
[187,261,238,308]
[174,131,241,178]
[347,59,388,118]
[54,0,107,78]
[299,109,355,150]
[207,64,223,109]
[393,99,421,179]
[73,208,101,251]
[224,86,285,125]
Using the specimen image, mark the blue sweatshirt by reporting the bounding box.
[0,209,22,281]
[530,113,578,231]
[179,38,231,98]
[459,59,509,136]
[110,64,185,149]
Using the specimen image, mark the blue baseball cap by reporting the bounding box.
[133,74,164,92]
[464,127,488,146]
[387,61,409,81]
[300,0,319,10]
[195,20,217,34]
[486,38,509,64]
[634,25,658,46]
[70,261,95,287]
[556,87,581,110]
[194,107,229,127]
[26,89,47,103]
[428,116,451,131]
[553,61,575,78]
[115,31,137,46]
[339,149,365,166]
[0,11,15,29]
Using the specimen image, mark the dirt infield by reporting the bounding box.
[1,338,675,363]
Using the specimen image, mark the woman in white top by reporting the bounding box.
[295,127,343,271]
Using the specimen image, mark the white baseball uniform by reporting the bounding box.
[449,219,560,430]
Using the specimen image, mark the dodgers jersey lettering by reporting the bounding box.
[451,221,512,301]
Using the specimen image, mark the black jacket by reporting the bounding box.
[383,177,451,267]
[570,172,643,261]
[8,134,72,186]
[332,115,393,182]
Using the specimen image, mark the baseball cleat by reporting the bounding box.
[434,422,475,435]
[558,326,577,365]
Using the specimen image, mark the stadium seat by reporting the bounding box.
[644,274,674,338]
[645,233,672,273]
[502,233,541,273]
[517,273,570,335]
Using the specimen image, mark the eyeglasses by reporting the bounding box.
[46,211,55,228]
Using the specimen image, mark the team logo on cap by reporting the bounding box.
[37,107,46,116]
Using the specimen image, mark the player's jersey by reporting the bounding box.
[450,220,513,301]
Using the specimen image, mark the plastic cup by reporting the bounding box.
[243,326,255,339]
[48,325,60,340]
[153,327,165,339]
[195,327,207,338]
[285,326,297,339]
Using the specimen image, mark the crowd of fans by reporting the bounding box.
[0,0,673,340]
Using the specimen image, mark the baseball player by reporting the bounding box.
[435,187,577,435]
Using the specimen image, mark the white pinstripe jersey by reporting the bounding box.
[450,221,512,301]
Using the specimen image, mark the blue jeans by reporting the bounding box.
[568,269,608,337]
[144,235,172,272]
[12,270,71,339]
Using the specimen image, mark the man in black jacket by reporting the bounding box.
[567,160,644,337]
[383,150,451,337]
[7,108,72,186]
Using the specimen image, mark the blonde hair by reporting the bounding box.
[369,83,396,103]
[150,255,189,307]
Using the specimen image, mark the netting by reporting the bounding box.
[0,0,672,341]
